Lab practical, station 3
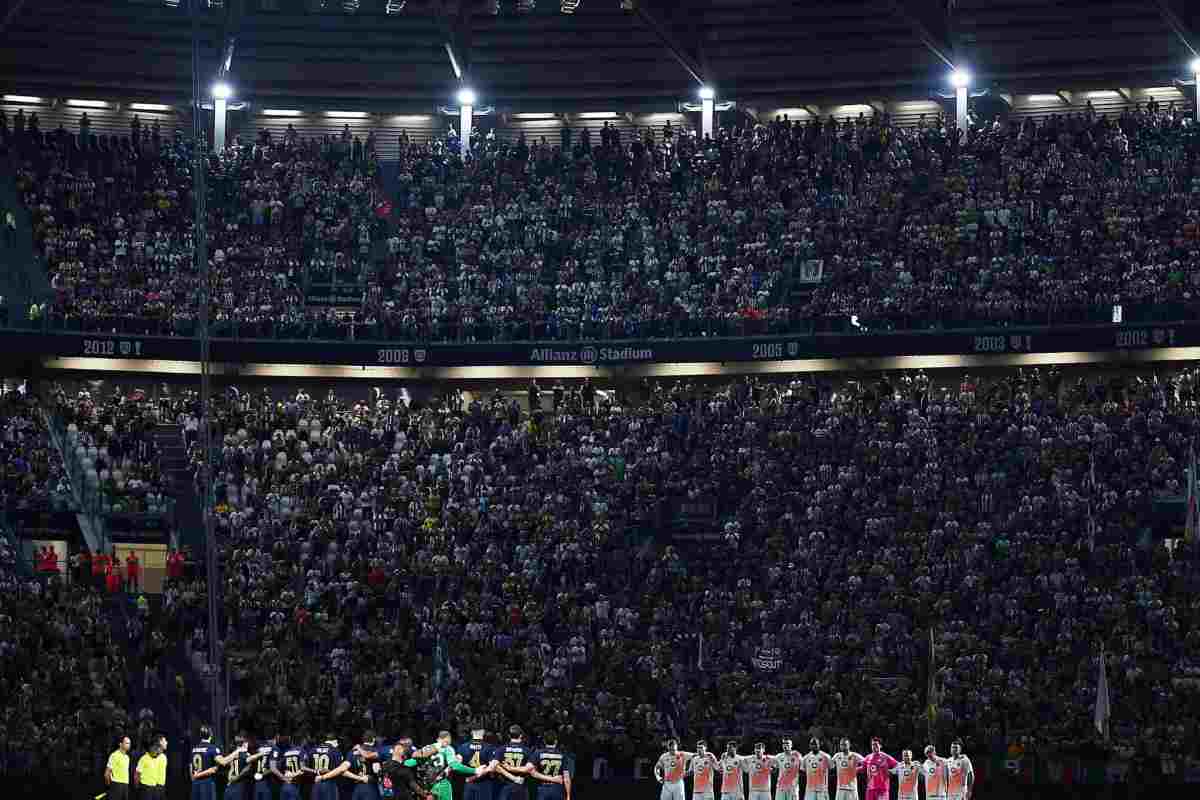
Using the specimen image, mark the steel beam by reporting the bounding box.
[1151,0,1198,57]
[886,0,956,69]
[218,0,245,77]
[0,0,28,37]
[626,0,705,87]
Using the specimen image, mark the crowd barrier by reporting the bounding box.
[4,317,1199,368]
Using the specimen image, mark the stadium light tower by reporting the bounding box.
[698,85,716,139]
[949,68,970,142]
[1192,58,1200,122]
[211,81,233,151]
[457,86,477,156]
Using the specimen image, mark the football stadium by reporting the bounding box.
[1,0,1199,798]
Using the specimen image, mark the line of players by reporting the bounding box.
[655,737,974,800]
[189,724,574,800]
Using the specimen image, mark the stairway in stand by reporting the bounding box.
[151,423,204,551]
[147,421,213,743]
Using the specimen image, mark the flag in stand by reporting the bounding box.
[1094,645,1110,738]
[926,629,938,723]
[1086,451,1097,552]
[697,630,705,669]
[1186,444,1198,543]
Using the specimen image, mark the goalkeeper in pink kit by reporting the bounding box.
[861,738,897,800]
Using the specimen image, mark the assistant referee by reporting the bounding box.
[136,734,169,800]
[105,736,132,800]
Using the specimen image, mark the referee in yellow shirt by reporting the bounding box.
[136,734,169,800]
[105,736,132,800]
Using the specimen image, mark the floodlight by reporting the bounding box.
[949,69,971,89]
[456,87,477,106]
[211,82,233,100]
[698,85,716,100]
[1192,57,1200,76]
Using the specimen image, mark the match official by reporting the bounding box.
[105,736,132,800]
[137,735,169,800]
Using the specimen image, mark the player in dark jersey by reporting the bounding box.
[530,731,573,800]
[493,726,537,800]
[272,733,308,800]
[457,727,495,800]
[310,733,351,800]
[347,730,381,800]
[191,727,224,800]
[251,734,276,800]
[223,734,261,800]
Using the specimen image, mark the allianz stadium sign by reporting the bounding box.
[7,320,1198,369]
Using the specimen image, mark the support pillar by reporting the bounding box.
[955,86,968,142]
[213,97,228,152]
[460,103,473,156]
[701,97,714,139]
[1194,68,1199,123]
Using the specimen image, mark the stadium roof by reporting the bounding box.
[0,0,1197,113]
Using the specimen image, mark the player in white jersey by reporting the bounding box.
[802,738,833,800]
[944,741,973,800]
[773,739,803,800]
[746,743,775,800]
[718,742,752,800]
[691,742,720,800]
[654,738,696,800]
[831,739,864,800]
[921,746,949,800]
[890,750,922,800]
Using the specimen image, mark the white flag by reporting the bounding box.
[1094,646,1110,737]
[1186,445,1197,542]
[697,631,705,669]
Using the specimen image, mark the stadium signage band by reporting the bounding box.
[12,320,1196,368]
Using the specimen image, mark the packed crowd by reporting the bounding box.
[144,365,1198,776]
[0,387,70,512]
[0,389,139,780]
[50,384,171,514]
[6,98,1200,340]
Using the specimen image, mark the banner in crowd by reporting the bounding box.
[752,646,784,672]
[9,319,1199,368]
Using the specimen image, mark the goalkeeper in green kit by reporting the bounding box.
[409,731,495,800]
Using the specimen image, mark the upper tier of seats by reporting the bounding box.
[4,98,1199,343]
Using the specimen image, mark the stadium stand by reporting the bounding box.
[4,3,1200,795]
[7,95,1200,343]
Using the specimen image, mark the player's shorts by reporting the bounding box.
[694,794,715,800]
[280,785,301,800]
[253,780,273,800]
[314,783,339,800]
[835,789,859,800]
[225,785,246,800]
[192,780,218,800]
[721,793,743,800]
[775,789,800,800]
[351,785,380,800]
[661,782,687,800]
[464,783,495,800]
[804,791,830,800]
[866,788,889,800]
[750,791,773,800]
